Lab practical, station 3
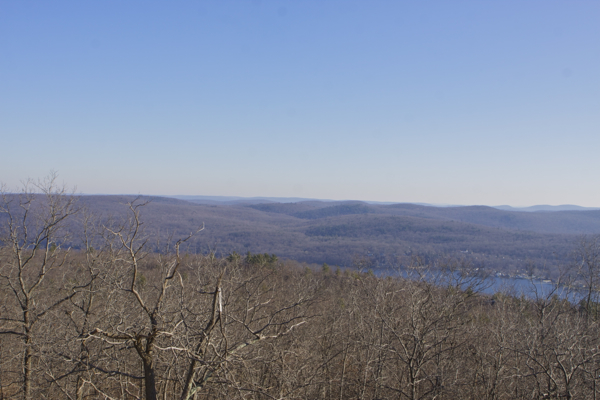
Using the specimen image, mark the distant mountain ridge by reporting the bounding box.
[171,195,336,205]
[170,195,396,206]
[169,195,599,212]
[493,205,600,212]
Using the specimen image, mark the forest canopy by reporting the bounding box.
[1,177,600,399]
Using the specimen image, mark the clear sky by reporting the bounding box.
[1,1,599,206]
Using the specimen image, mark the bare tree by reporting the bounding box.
[176,257,316,400]
[86,198,201,400]
[572,235,600,316]
[505,284,600,399]
[0,174,82,399]
[354,258,483,400]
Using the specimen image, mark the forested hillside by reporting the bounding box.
[2,192,597,276]
[65,194,600,277]
[2,184,600,399]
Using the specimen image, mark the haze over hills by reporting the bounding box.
[4,192,598,278]
[35,194,595,279]
[171,195,600,212]
[169,195,396,206]
[494,204,600,212]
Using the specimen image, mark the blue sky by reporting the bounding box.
[1,1,599,206]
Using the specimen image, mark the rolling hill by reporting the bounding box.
[3,193,597,277]
[52,195,598,278]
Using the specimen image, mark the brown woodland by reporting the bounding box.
[1,178,600,399]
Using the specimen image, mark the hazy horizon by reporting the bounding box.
[64,192,598,210]
[2,1,599,206]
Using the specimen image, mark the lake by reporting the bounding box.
[372,267,594,304]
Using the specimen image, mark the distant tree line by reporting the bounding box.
[1,176,600,399]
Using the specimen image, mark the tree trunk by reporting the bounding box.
[22,337,31,400]
[22,308,32,400]
[180,360,198,400]
[135,338,158,400]
[142,359,158,400]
